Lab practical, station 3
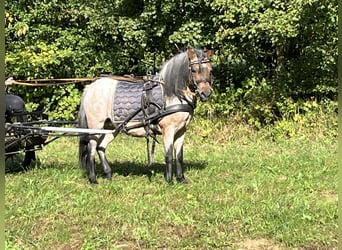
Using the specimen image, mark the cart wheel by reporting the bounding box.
[5,154,26,173]
[5,152,36,173]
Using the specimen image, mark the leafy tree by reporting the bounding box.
[210,0,337,99]
[5,0,337,124]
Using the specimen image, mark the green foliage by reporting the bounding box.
[197,78,277,127]
[211,0,337,95]
[48,85,81,120]
[5,0,337,123]
[197,77,337,129]
[272,99,338,139]
[10,84,81,121]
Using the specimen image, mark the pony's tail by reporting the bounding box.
[78,99,89,172]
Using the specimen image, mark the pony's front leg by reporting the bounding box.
[162,127,175,184]
[174,129,188,184]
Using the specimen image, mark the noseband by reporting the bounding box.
[188,58,212,93]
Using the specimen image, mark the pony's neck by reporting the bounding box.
[165,88,197,109]
[160,52,191,99]
[182,91,197,109]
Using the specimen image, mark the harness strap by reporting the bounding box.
[122,103,194,132]
[113,108,143,137]
[143,103,194,125]
[159,104,194,117]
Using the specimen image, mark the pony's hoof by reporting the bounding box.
[104,173,112,181]
[176,177,188,184]
[164,174,173,185]
[165,178,174,185]
[89,179,99,185]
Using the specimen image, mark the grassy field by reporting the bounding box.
[5,119,337,249]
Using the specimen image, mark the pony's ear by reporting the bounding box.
[204,49,213,59]
[187,47,197,61]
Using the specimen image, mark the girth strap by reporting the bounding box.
[126,104,193,130]
[157,104,194,119]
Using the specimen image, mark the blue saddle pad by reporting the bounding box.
[113,81,163,122]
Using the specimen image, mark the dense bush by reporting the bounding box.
[5,0,337,125]
[195,78,337,129]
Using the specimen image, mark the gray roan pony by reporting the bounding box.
[78,47,213,184]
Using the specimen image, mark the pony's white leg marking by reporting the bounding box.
[174,128,187,183]
[97,133,115,180]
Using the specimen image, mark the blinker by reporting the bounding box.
[189,58,211,66]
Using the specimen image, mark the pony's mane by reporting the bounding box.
[160,48,206,98]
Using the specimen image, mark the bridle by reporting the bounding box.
[188,58,212,94]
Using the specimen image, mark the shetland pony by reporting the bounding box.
[78,47,213,184]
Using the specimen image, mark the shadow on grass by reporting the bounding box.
[5,156,66,175]
[6,155,208,183]
[96,160,208,180]
[5,154,32,174]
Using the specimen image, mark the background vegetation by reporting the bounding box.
[5,0,337,125]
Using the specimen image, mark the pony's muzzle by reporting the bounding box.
[199,90,212,101]
[197,82,212,101]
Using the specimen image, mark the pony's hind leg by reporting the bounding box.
[88,137,99,184]
[97,133,114,181]
[174,128,188,184]
[146,137,157,168]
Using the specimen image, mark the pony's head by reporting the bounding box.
[160,47,213,102]
[187,47,213,101]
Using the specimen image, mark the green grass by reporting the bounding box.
[5,119,337,249]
